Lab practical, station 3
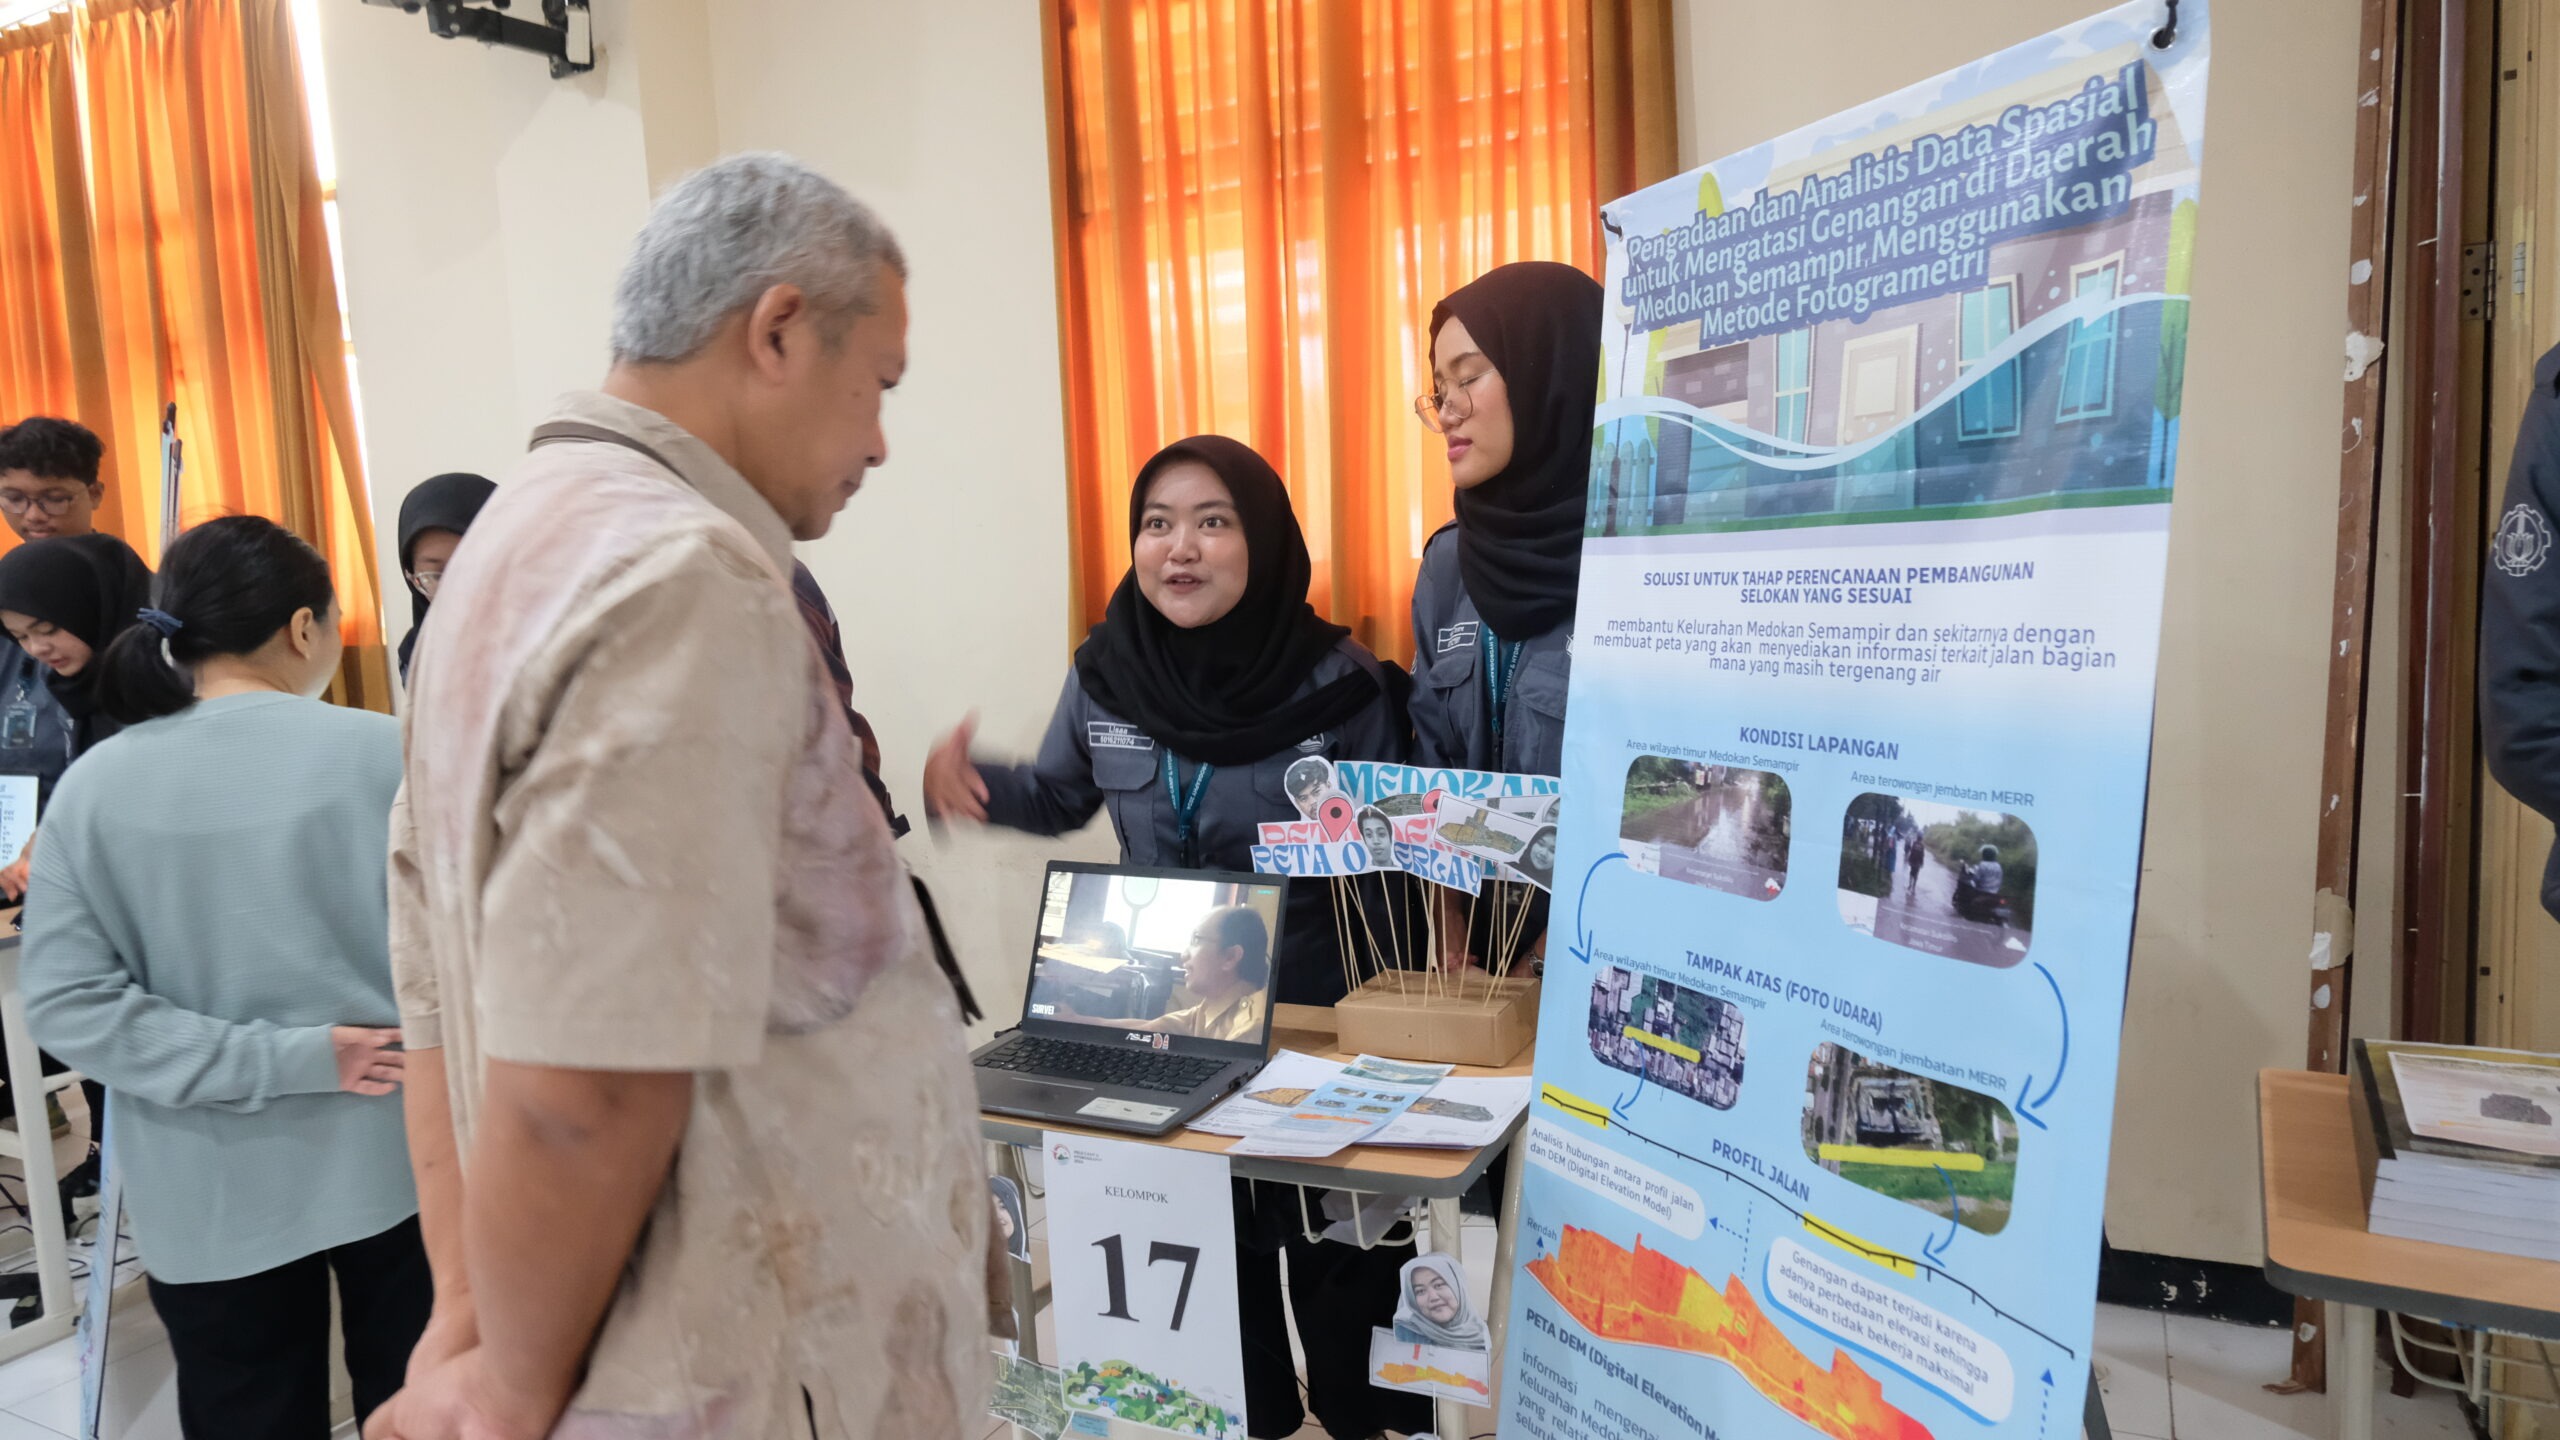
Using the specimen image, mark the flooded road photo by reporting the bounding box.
[1618,759,1792,900]
[1835,792,2037,965]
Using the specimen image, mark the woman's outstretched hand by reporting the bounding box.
[922,714,990,823]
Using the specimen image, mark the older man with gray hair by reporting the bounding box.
[368,153,989,1440]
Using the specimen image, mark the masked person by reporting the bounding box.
[23,516,425,1439]
[394,473,495,686]
[1410,261,1603,967]
[923,434,1426,1440]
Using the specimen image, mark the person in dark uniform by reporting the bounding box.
[2483,342,2560,913]
[922,434,1425,1440]
[1409,260,1603,966]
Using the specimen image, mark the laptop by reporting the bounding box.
[971,860,1287,1137]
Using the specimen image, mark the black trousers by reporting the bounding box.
[146,1216,433,1440]
[1235,1185,1433,1440]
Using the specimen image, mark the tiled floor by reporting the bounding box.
[2095,1306,2477,1440]
[0,1197,2483,1440]
[0,1093,191,1440]
[0,1291,177,1439]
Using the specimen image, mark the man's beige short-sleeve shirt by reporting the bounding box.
[390,392,987,1440]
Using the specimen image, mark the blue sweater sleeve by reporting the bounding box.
[977,669,1108,838]
[22,800,341,1112]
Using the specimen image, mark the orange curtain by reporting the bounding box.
[0,14,121,504]
[1047,0,1678,664]
[80,0,387,708]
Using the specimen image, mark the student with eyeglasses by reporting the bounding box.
[394,473,496,687]
[1407,262,1604,968]
[0,418,119,898]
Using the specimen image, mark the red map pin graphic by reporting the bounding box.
[1318,794,1357,842]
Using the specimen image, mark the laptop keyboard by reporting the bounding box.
[976,1034,1232,1094]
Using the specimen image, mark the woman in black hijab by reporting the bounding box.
[922,435,1425,1440]
[0,533,157,755]
[395,473,495,684]
[1409,260,1603,965]
[0,531,153,1170]
[924,434,1404,993]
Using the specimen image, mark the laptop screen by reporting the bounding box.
[1023,863,1288,1054]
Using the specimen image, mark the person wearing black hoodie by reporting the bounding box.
[394,473,496,686]
[1409,261,1604,967]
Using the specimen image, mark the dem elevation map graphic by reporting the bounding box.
[1525,1226,1933,1440]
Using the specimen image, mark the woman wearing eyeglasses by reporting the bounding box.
[1409,261,1604,968]
[394,473,495,686]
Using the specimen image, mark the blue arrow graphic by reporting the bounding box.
[1566,851,1628,964]
[2037,1370,2056,1439]
[1921,1164,1960,1263]
[1613,1062,1649,1118]
[2016,961,2070,1130]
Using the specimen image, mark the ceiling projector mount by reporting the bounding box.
[360,0,594,79]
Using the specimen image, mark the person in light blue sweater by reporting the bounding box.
[24,515,426,1440]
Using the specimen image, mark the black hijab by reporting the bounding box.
[397,472,495,681]
[0,533,154,740]
[1073,436,1382,768]
[1429,261,1605,641]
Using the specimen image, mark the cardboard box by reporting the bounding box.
[1332,970,1539,1068]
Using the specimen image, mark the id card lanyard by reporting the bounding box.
[1161,750,1214,868]
[0,678,34,750]
[1482,628,1526,751]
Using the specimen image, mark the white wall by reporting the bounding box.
[318,0,659,616]
[322,0,1105,1037]
[703,0,1115,1029]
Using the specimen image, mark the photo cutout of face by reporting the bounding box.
[1358,807,1396,868]
[988,1176,1030,1262]
[1285,755,1337,819]
[1391,1253,1488,1351]
[1515,825,1558,889]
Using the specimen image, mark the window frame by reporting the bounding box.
[1773,327,1812,443]
[2057,254,2125,424]
[1957,278,2023,441]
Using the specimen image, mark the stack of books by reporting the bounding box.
[2348,1038,2560,1261]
